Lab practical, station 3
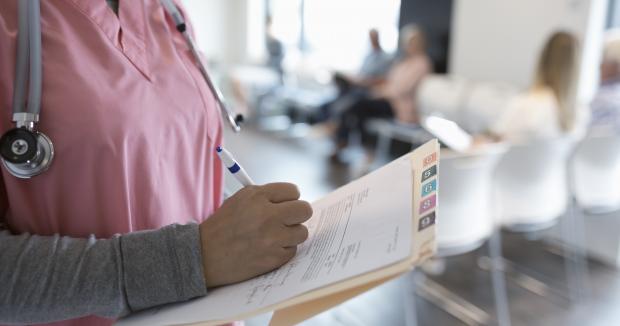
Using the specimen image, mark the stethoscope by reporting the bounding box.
[0,0,243,179]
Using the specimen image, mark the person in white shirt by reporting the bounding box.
[490,31,582,143]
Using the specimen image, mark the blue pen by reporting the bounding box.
[216,146,255,186]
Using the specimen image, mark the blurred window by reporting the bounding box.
[269,0,303,49]
[268,0,401,72]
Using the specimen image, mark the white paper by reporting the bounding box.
[117,156,413,326]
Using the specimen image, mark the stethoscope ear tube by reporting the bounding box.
[159,0,243,132]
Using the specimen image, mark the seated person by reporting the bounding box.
[331,25,431,159]
[488,31,584,143]
[342,28,394,89]
[589,29,620,135]
[312,29,393,123]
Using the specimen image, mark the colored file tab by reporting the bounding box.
[423,153,437,167]
[419,194,437,214]
[418,212,436,231]
[421,179,437,197]
[421,165,437,182]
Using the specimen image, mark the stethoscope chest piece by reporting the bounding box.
[0,128,54,178]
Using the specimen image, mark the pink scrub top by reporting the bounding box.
[0,0,224,324]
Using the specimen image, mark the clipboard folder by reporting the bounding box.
[118,139,439,326]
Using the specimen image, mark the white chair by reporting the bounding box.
[494,138,576,231]
[437,146,507,255]
[492,137,586,303]
[571,132,620,214]
[458,82,518,135]
[413,145,511,326]
[417,74,469,122]
[417,76,519,135]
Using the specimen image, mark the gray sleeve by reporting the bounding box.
[0,223,207,325]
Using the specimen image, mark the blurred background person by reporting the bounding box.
[331,25,431,162]
[488,31,583,143]
[338,28,393,89]
[311,29,393,124]
[590,29,620,134]
[266,16,285,83]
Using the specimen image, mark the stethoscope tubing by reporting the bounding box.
[12,0,43,124]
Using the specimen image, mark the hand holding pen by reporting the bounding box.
[202,145,312,287]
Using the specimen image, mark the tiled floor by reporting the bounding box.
[224,127,620,326]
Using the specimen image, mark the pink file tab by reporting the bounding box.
[419,194,437,214]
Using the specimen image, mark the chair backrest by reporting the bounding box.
[493,137,576,230]
[437,145,507,256]
[418,76,519,135]
[459,82,519,134]
[418,75,469,122]
[571,133,620,211]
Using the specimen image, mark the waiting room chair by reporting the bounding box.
[417,75,518,135]
[412,145,511,326]
[494,138,575,231]
[571,132,620,214]
[492,137,586,303]
[369,75,518,167]
[367,119,433,167]
[458,82,518,134]
[417,74,469,122]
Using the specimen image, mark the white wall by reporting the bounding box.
[449,0,608,103]
[182,0,261,67]
[181,0,227,61]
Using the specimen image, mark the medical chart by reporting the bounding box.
[118,155,415,326]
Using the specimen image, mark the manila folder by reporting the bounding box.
[117,139,440,326]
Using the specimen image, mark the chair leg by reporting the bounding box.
[371,131,391,169]
[482,257,566,304]
[560,199,590,304]
[402,272,418,326]
[488,229,512,326]
[573,207,591,299]
[561,212,579,304]
[414,273,491,325]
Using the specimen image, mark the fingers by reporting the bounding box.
[278,247,298,265]
[281,225,309,247]
[275,200,313,226]
[259,183,300,203]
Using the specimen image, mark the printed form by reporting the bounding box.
[118,156,414,326]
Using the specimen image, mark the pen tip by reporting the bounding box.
[216,146,222,153]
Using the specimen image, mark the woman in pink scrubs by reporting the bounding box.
[0,1,312,325]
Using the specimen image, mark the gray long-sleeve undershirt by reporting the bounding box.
[0,223,207,324]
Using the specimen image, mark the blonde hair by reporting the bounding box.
[534,31,578,132]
